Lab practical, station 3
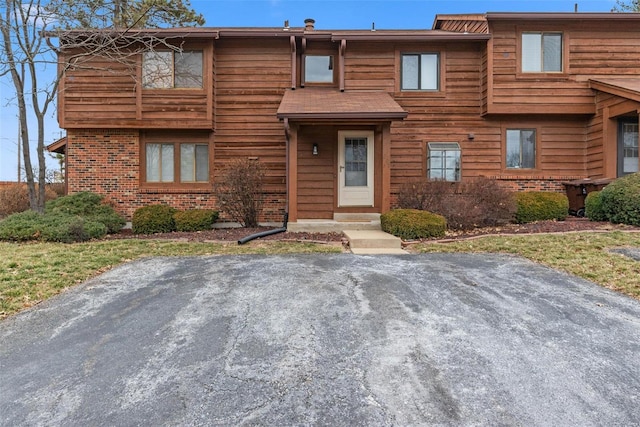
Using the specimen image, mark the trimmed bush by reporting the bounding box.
[45,192,124,233]
[514,191,569,224]
[396,178,516,230]
[0,211,106,242]
[381,209,446,240]
[600,172,640,226]
[174,209,219,232]
[0,184,58,217]
[132,204,178,234]
[585,191,607,222]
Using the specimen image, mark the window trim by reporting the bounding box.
[517,29,569,78]
[396,50,445,96]
[427,142,461,181]
[503,126,539,173]
[140,131,212,190]
[301,52,338,87]
[400,52,441,92]
[141,48,205,91]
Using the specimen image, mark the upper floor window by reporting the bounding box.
[304,55,334,84]
[506,129,536,169]
[401,53,439,91]
[143,50,203,89]
[522,32,562,73]
[428,142,460,181]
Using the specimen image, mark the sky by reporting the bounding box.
[0,0,619,182]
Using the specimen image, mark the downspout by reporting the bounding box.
[237,119,291,244]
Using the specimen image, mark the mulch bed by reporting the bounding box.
[106,217,640,244]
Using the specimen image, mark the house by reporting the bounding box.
[49,12,640,229]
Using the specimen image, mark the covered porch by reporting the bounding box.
[276,88,407,231]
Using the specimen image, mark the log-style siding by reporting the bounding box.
[213,38,291,220]
[487,20,640,115]
[56,16,640,222]
[60,41,214,129]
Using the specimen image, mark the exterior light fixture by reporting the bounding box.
[312,143,319,156]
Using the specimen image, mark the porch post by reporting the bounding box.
[288,123,298,222]
[381,122,392,213]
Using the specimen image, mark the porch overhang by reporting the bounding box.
[277,89,408,121]
[47,136,67,154]
[589,78,640,104]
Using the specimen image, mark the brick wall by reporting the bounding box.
[66,129,286,223]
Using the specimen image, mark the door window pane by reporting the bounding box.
[345,137,367,186]
[622,122,639,174]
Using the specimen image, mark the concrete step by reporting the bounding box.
[350,248,408,255]
[287,220,380,233]
[343,230,403,250]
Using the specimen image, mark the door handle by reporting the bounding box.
[339,165,345,172]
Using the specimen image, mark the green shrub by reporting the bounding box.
[514,192,568,224]
[381,209,446,240]
[0,211,44,241]
[45,191,124,233]
[600,173,640,226]
[0,211,106,242]
[174,209,219,232]
[396,178,516,230]
[132,204,178,234]
[585,191,607,222]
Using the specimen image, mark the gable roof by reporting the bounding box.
[589,78,640,103]
[432,14,488,34]
[277,89,407,121]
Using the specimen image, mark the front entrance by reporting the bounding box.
[338,130,374,207]
[618,118,639,177]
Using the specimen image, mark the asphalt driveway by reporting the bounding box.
[1,253,639,426]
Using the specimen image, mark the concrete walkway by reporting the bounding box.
[344,229,407,254]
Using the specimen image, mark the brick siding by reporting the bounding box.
[66,129,286,223]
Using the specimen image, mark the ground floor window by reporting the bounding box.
[506,129,536,169]
[427,142,460,181]
[143,132,210,185]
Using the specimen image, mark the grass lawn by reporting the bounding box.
[1,231,639,320]
[413,231,640,300]
[0,239,341,319]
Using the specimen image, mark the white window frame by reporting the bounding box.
[427,142,461,181]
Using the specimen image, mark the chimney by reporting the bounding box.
[304,18,315,31]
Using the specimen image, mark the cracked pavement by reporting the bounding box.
[1,253,640,426]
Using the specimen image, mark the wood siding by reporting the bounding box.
[60,41,214,129]
[587,92,640,178]
[213,38,291,220]
[487,20,640,115]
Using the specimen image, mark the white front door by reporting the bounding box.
[338,130,374,207]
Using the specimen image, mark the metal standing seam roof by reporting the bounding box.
[276,89,408,120]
